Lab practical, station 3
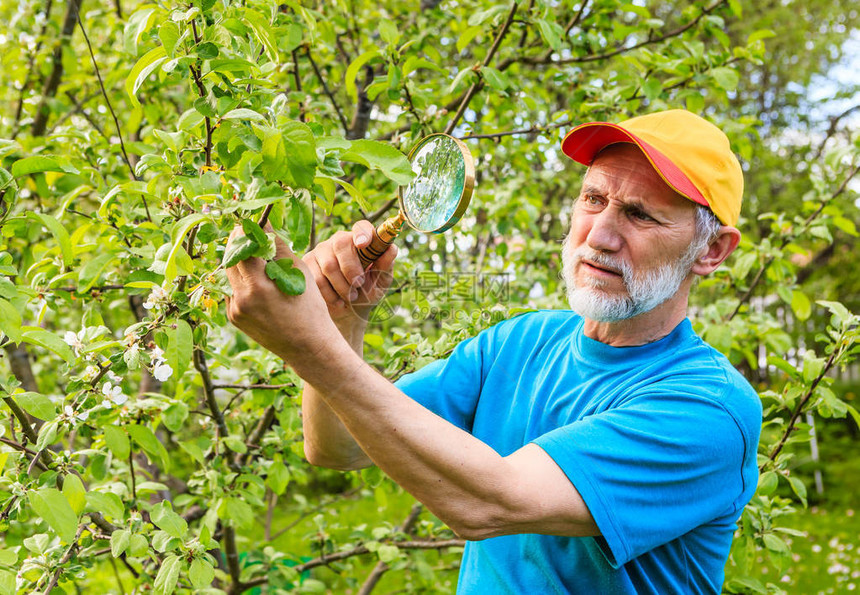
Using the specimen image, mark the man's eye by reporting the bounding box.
[630,209,655,222]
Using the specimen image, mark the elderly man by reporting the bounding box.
[226,109,762,594]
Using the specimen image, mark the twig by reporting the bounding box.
[241,537,465,591]
[190,19,214,168]
[728,162,860,320]
[238,405,275,467]
[291,48,306,123]
[43,524,86,593]
[462,118,571,140]
[73,3,149,221]
[31,0,81,137]
[762,344,842,469]
[11,0,55,138]
[305,45,349,132]
[193,347,241,472]
[358,504,424,595]
[445,1,519,135]
[212,383,294,390]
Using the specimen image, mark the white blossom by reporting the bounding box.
[83,365,100,382]
[151,345,165,361]
[142,285,170,310]
[63,331,84,352]
[102,382,128,406]
[152,361,173,382]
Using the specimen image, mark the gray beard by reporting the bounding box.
[561,235,700,322]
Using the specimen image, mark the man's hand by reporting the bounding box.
[224,225,341,368]
[302,220,397,335]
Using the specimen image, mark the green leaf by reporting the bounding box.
[224,497,254,529]
[379,19,400,45]
[244,10,278,62]
[189,557,215,588]
[85,491,125,521]
[104,426,131,460]
[29,212,73,268]
[762,533,789,554]
[77,252,115,292]
[481,67,510,92]
[21,327,75,364]
[222,234,259,268]
[126,46,168,108]
[10,156,65,178]
[12,392,57,421]
[29,488,78,543]
[167,319,193,379]
[535,18,564,51]
[127,424,171,472]
[223,435,247,454]
[340,140,414,186]
[158,22,181,57]
[124,7,158,56]
[260,122,318,189]
[128,533,149,557]
[0,298,22,343]
[345,50,380,104]
[790,290,811,321]
[286,194,312,252]
[165,213,209,284]
[222,108,265,122]
[153,554,182,595]
[642,78,662,100]
[757,471,778,495]
[111,529,131,558]
[197,42,219,60]
[788,475,807,506]
[267,461,290,495]
[62,474,87,515]
[150,501,188,539]
[710,66,740,91]
[265,259,306,296]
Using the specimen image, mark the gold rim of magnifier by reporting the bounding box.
[399,133,475,234]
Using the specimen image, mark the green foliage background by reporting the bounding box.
[0,0,858,593]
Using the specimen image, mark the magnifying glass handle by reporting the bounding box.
[357,212,405,269]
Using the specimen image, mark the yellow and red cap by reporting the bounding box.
[560,109,744,226]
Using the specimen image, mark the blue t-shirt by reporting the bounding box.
[395,310,761,594]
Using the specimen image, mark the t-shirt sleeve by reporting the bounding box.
[394,329,493,433]
[532,388,752,567]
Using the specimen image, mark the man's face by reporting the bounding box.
[562,144,702,322]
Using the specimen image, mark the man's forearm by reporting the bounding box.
[301,320,372,470]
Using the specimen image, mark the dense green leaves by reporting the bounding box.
[0,0,857,592]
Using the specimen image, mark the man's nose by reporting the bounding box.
[585,209,623,253]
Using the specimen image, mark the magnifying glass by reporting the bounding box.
[357,133,475,269]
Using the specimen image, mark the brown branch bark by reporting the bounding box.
[358,503,424,595]
[31,0,82,137]
[762,345,841,470]
[347,66,375,140]
[10,0,54,138]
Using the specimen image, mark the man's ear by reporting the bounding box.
[690,226,741,276]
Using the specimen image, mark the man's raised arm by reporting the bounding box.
[299,221,397,470]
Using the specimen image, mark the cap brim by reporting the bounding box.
[561,122,709,208]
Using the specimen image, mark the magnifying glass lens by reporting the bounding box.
[401,136,466,232]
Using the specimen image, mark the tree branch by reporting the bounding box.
[10,0,54,139]
[728,162,860,320]
[74,4,140,190]
[31,0,82,137]
[304,45,349,133]
[445,1,520,135]
[358,503,424,595]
